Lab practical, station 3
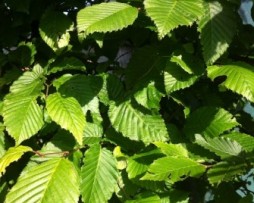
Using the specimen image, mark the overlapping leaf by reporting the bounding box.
[46,93,86,145]
[198,1,237,65]
[208,62,254,103]
[142,157,205,182]
[207,161,246,185]
[144,0,204,38]
[3,95,44,144]
[77,2,138,36]
[109,100,168,143]
[184,107,238,139]
[0,146,32,177]
[224,132,254,152]
[81,145,118,203]
[195,134,242,159]
[39,11,73,51]
[154,142,188,157]
[5,158,79,203]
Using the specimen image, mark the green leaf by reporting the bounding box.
[126,193,161,203]
[81,144,118,203]
[59,75,100,114]
[208,62,254,103]
[198,1,237,65]
[46,93,86,145]
[8,66,44,96]
[92,74,123,105]
[144,0,204,38]
[195,134,242,159]
[5,158,79,203]
[134,81,164,110]
[207,161,246,185]
[39,11,73,51]
[3,95,44,144]
[47,57,86,75]
[164,58,201,94]
[184,107,238,139]
[142,157,205,182]
[224,132,254,152]
[77,2,138,36]
[109,100,168,143]
[83,122,103,145]
[154,142,188,157]
[0,146,32,177]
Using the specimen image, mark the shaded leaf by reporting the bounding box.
[184,107,238,139]
[207,161,246,185]
[208,62,254,103]
[0,146,32,177]
[195,134,242,159]
[40,11,73,51]
[198,1,237,64]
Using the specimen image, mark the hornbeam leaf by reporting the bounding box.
[3,95,44,144]
[144,0,204,38]
[195,134,242,159]
[184,107,238,139]
[198,1,237,65]
[39,11,73,51]
[224,132,254,152]
[0,146,32,177]
[9,66,44,96]
[81,144,118,203]
[46,93,86,145]
[77,2,138,36]
[207,161,246,185]
[5,158,79,203]
[109,100,168,143]
[208,62,254,103]
[154,142,188,157]
[142,157,205,182]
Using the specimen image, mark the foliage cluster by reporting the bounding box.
[0,0,254,202]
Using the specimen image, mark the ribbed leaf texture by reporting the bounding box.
[154,142,188,157]
[109,100,168,143]
[142,157,205,182]
[39,11,73,51]
[46,93,86,145]
[224,132,254,152]
[126,193,161,203]
[134,81,163,110]
[81,144,118,203]
[3,95,44,144]
[47,57,86,75]
[77,2,138,36]
[5,158,79,203]
[0,146,32,177]
[9,66,44,96]
[144,0,204,38]
[58,75,100,114]
[207,161,246,185]
[83,122,103,145]
[198,1,237,65]
[195,134,243,159]
[184,107,238,139]
[208,62,254,103]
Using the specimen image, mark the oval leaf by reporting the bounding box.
[46,93,86,145]
[81,144,118,203]
[5,158,79,203]
[77,2,138,36]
